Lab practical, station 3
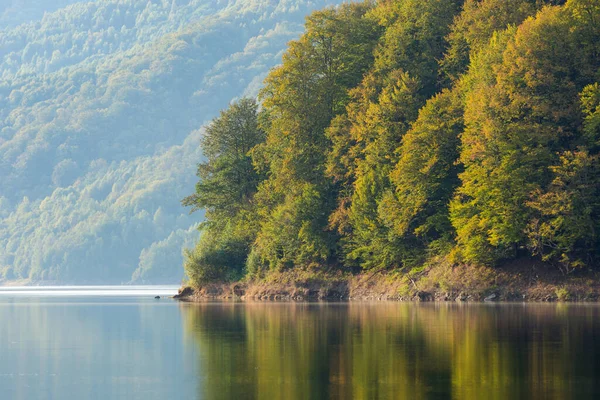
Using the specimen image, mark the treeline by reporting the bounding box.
[184,0,600,285]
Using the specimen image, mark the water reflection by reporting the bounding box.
[1,295,598,399]
[182,303,600,400]
[0,294,195,400]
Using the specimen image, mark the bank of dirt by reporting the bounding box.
[175,258,600,302]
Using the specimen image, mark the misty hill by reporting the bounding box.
[0,0,84,28]
[0,0,343,284]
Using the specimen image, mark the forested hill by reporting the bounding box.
[0,0,345,284]
[183,0,600,288]
[0,0,83,28]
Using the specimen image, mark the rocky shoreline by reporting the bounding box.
[174,259,600,303]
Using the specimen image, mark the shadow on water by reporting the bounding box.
[181,302,600,400]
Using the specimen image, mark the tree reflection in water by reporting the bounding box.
[182,302,600,400]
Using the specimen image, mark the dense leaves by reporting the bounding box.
[183,99,264,285]
[451,0,600,268]
[325,0,462,270]
[0,0,345,283]
[185,0,600,284]
[248,2,381,272]
[183,99,265,217]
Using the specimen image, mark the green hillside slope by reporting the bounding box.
[0,0,343,283]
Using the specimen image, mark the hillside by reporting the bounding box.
[0,0,344,284]
[0,0,84,28]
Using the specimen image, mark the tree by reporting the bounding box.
[182,98,264,219]
[524,82,600,272]
[326,0,462,270]
[381,87,464,255]
[370,0,463,96]
[182,98,265,284]
[526,150,599,273]
[249,2,381,272]
[341,71,422,270]
[450,1,600,266]
[439,0,559,84]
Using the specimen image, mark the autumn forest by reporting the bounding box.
[183,0,600,293]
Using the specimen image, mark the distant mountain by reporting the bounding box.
[0,0,86,28]
[0,0,343,284]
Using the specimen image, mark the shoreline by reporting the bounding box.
[0,281,181,288]
[175,259,600,303]
[0,279,34,287]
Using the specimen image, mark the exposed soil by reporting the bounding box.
[175,258,600,302]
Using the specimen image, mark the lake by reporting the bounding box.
[1,288,599,399]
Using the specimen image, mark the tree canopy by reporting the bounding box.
[184,0,600,283]
[0,0,345,284]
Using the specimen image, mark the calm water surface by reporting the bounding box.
[1,288,599,399]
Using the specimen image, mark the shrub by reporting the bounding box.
[183,234,247,287]
[555,287,571,302]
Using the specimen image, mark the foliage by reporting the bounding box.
[383,87,464,254]
[439,0,559,84]
[184,228,249,287]
[555,287,571,301]
[450,1,600,266]
[7,0,600,284]
[183,0,600,286]
[182,99,265,217]
[526,151,599,273]
[249,2,381,272]
[183,99,264,283]
[0,0,344,283]
[340,71,422,270]
[325,0,462,270]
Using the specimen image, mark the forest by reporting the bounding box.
[183,0,600,290]
[0,0,344,284]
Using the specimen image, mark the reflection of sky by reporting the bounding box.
[0,286,179,297]
[0,290,198,400]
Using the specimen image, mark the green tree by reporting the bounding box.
[440,0,559,84]
[249,2,381,272]
[526,150,599,273]
[450,1,600,266]
[581,83,600,149]
[182,98,265,285]
[381,87,464,255]
[524,81,600,272]
[370,0,463,96]
[183,0,600,284]
[342,71,422,269]
[183,98,264,217]
[327,0,462,270]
